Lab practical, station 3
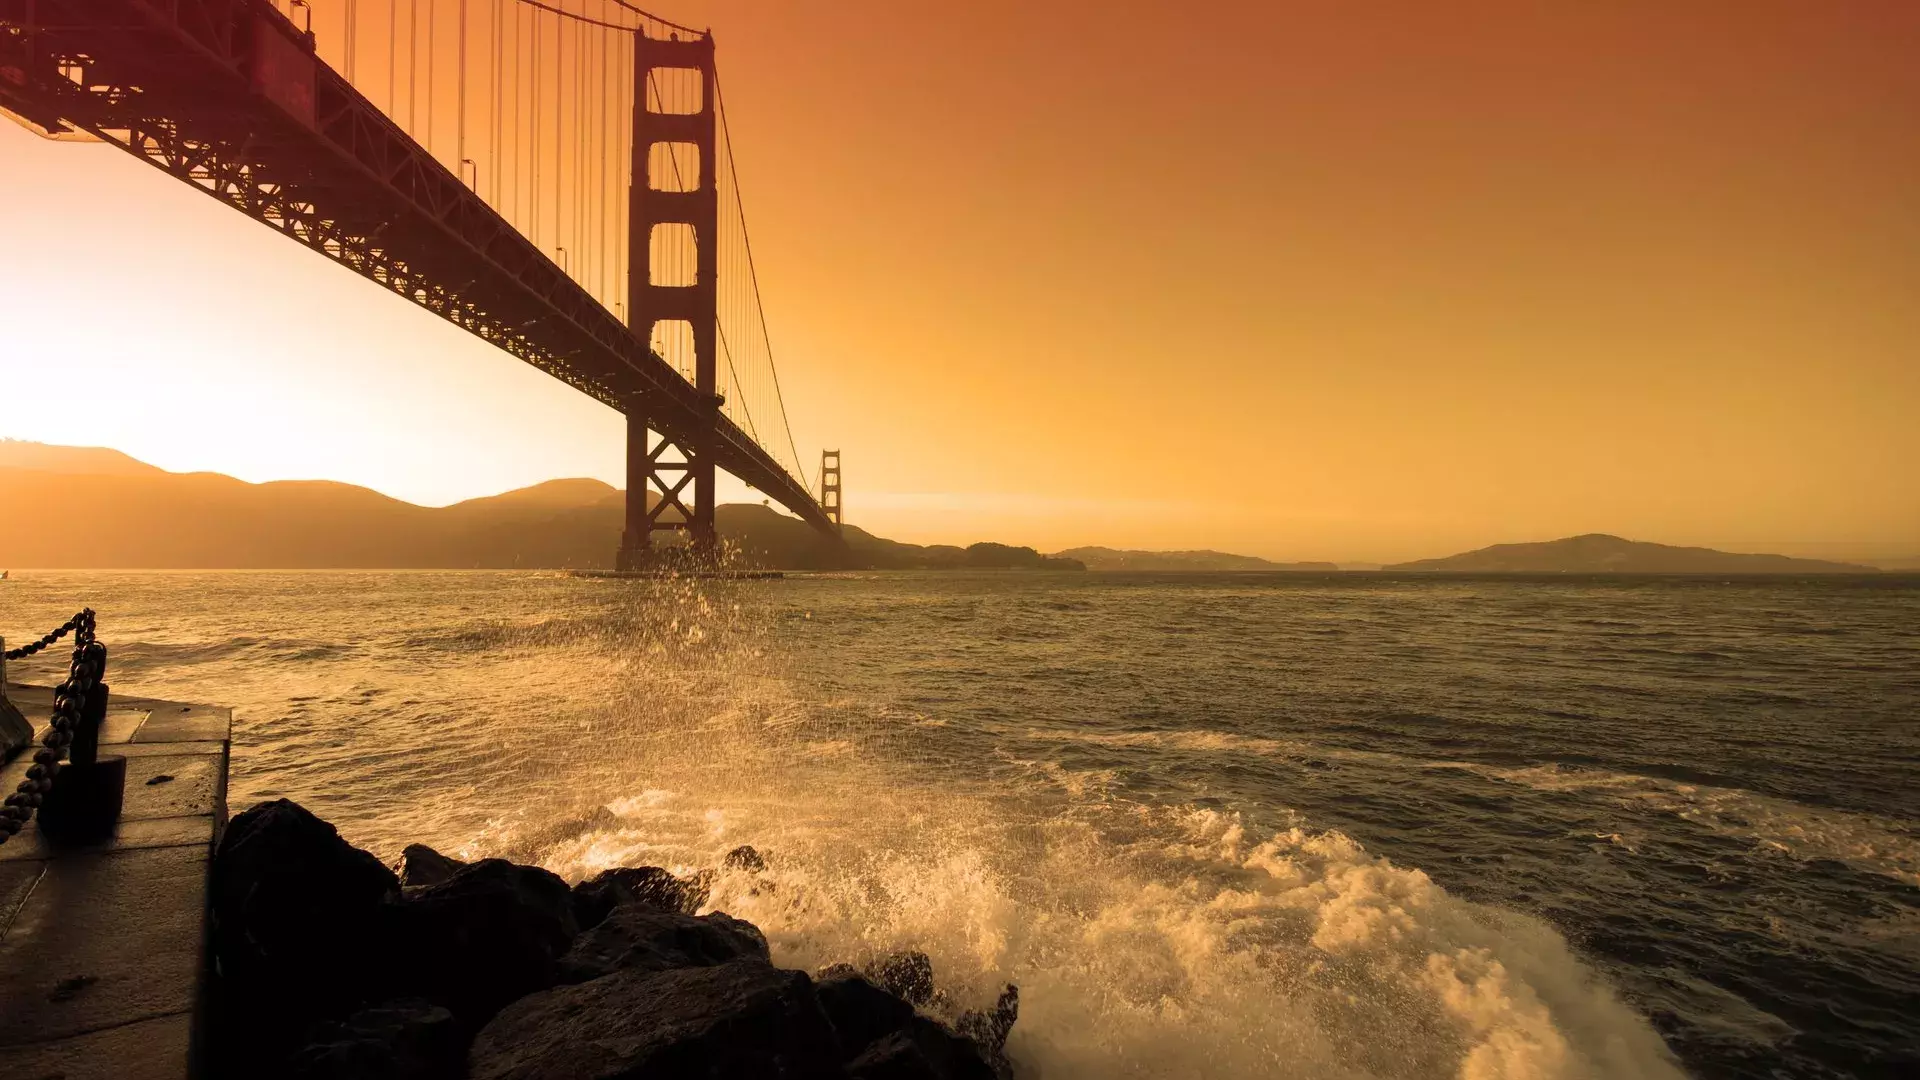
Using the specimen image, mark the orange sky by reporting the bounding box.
[2,1,1916,561]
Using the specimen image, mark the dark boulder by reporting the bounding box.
[846,1017,1000,1080]
[386,858,579,1027]
[502,805,621,863]
[559,901,769,983]
[211,799,401,1062]
[288,998,460,1080]
[468,958,843,1080]
[956,985,1019,1078]
[723,844,768,872]
[815,970,917,1060]
[868,951,937,1008]
[571,865,705,929]
[396,844,467,889]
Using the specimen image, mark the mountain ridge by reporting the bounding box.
[0,442,1082,570]
[1385,533,1877,574]
[1050,546,1337,572]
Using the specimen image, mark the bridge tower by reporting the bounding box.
[821,450,843,532]
[620,32,720,570]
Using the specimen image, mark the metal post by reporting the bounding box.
[38,639,125,844]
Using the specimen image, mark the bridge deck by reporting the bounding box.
[0,0,836,539]
[0,683,232,1080]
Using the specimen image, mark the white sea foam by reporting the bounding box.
[539,782,1684,1079]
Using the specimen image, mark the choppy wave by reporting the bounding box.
[6,568,1914,1078]
[534,792,1683,1079]
[1022,726,1920,886]
[1481,764,1920,888]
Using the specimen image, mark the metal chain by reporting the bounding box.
[0,610,98,844]
[2,614,83,662]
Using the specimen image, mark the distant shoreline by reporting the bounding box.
[3,443,1912,573]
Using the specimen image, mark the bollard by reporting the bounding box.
[0,638,35,760]
[38,641,127,845]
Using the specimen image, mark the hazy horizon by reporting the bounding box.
[1,437,1910,567]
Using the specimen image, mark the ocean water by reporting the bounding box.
[2,570,1916,1078]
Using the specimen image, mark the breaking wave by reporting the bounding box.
[524,769,1684,1078]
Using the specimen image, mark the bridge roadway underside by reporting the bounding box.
[0,0,837,539]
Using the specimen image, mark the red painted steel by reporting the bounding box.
[0,0,839,541]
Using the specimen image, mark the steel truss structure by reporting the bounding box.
[0,0,839,542]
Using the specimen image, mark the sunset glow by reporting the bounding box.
[3,1,1915,561]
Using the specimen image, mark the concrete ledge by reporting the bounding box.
[0,683,232,1080]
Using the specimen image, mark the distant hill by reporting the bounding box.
[0,439,164,476]
[0,441,1078,570]
[1386,534,1878,574]
[1052,546,1337,572]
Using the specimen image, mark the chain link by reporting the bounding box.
[2,615,82,662]
[0,610,98,845]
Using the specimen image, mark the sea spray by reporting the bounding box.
[533,786,1684,1078]
[14,569,1910,1074]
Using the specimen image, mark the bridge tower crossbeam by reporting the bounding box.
[620,31,719,569]
[821,450,843,533]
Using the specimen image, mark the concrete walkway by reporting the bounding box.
[0,682,231,1080]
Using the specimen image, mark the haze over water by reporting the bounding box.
[4,570,1916,1079]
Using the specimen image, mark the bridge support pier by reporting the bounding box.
[616,398,718,571]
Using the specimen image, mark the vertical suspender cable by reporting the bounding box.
[717,71,807,482]
[426,0,437,154]
[532,6,541,249]
[458,0,467,178]
[595,6,602,305]
[574,19,580,278]
[493,0,502,204]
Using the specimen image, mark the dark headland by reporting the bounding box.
[1051,546,1337,572]
[1385,533,1879,574]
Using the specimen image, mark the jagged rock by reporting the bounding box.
[396,844,467,889]
[558,901,769,983]
[468,959,843,1080]
[723,844,768,872]
[957,985,1019,1079]
[211,800,401,1062]
[957,984,1018,1052]
[288,998,460,1080]
[846,1017,999,1080]
[868,951,937,1007]
[505,805,622,862]
[681,867,717,907]
[386,858,579,1027]
[571,865,705,929]
[815,970,917,1060]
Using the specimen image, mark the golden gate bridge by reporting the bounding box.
[0,0,845,567]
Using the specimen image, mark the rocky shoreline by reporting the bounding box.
[209,800,1017,1079]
